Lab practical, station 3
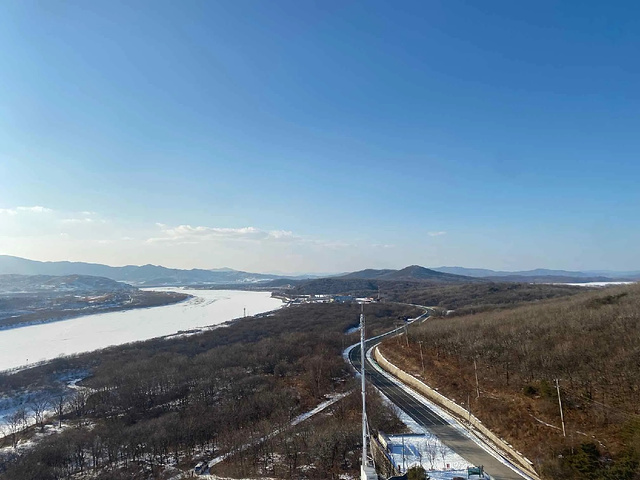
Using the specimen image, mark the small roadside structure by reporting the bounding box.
[467,465,487,478]
[194,461,206,475]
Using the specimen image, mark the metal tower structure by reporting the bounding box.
[360,304,377,480]
[360,304,367,467]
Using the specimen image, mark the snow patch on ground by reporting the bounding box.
[0,372,88,429]
[552,281,635,287]
[0,421,73,454]
[376,390,470,479]
[386,433,469,479]
[207,391,351,470]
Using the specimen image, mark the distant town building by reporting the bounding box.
[334,295,353,303]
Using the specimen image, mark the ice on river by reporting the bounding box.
[0,288,283,372]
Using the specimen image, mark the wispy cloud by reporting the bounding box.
[18,206,52,213]
[61,218,94,224]
[61,211,105,224]
[0,205,53,215]
[145,223,355,250]
[428,231,446,237]
[147,224,298,245]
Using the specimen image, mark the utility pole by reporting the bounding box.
[474,358,480,399]
[556,378,566,437]
[419,341,425,373]
[243,307,246,318]
[360,304,367,468]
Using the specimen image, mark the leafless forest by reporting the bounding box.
[0,303,417,479]
[382,283,640,479]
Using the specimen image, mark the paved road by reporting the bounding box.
[348,325,530,480]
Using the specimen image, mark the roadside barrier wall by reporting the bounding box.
[370,434,400,478]
[373,346,540,480]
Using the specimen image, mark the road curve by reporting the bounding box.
[348,317,531,480]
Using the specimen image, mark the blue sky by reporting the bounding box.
[1,0,639,273]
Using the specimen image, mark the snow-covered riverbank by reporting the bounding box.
[0,289,283,372]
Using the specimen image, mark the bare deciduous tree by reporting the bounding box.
[28,396,50,432]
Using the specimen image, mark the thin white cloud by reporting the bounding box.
[62,218,94,224]
[145,223,355,250]
[146,224,298,245]
[428,231,447,237]
[0,205,53,215]
[17,206,52,213]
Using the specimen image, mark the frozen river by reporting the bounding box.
[0,288,283,372]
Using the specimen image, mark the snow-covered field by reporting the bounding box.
[0,289,283,372]
[563,281,635,287]
[386,433,468,477]
[379,399,471,480]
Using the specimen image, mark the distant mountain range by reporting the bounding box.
[431,266,640,281]
[1,255,637,287]
[335,265,640,283]
[0,255,286,286]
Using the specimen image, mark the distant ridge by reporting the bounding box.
[339,265,477,283]
[433,266,637,282]
[338,268,396,280]
[1,255,635,287]
[0,274,135,294]
[0,255,286,286]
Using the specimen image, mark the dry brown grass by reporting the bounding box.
[380,283,640,479]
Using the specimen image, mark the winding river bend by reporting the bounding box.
[0,288,283,372]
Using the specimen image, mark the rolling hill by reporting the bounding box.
[288,265,482,295]
[0,274,135,294]
[0,274,188,329]
[433,266,635,281]
[338,265,479,283]
[0,255,283,286]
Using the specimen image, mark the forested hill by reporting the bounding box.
[0,302,419,478]
[381,282,640,479]
[335,264,617,284]
[0,274,135,294]
[285,265,483,295]
[434,266,640,281]
[338,265,478,283]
